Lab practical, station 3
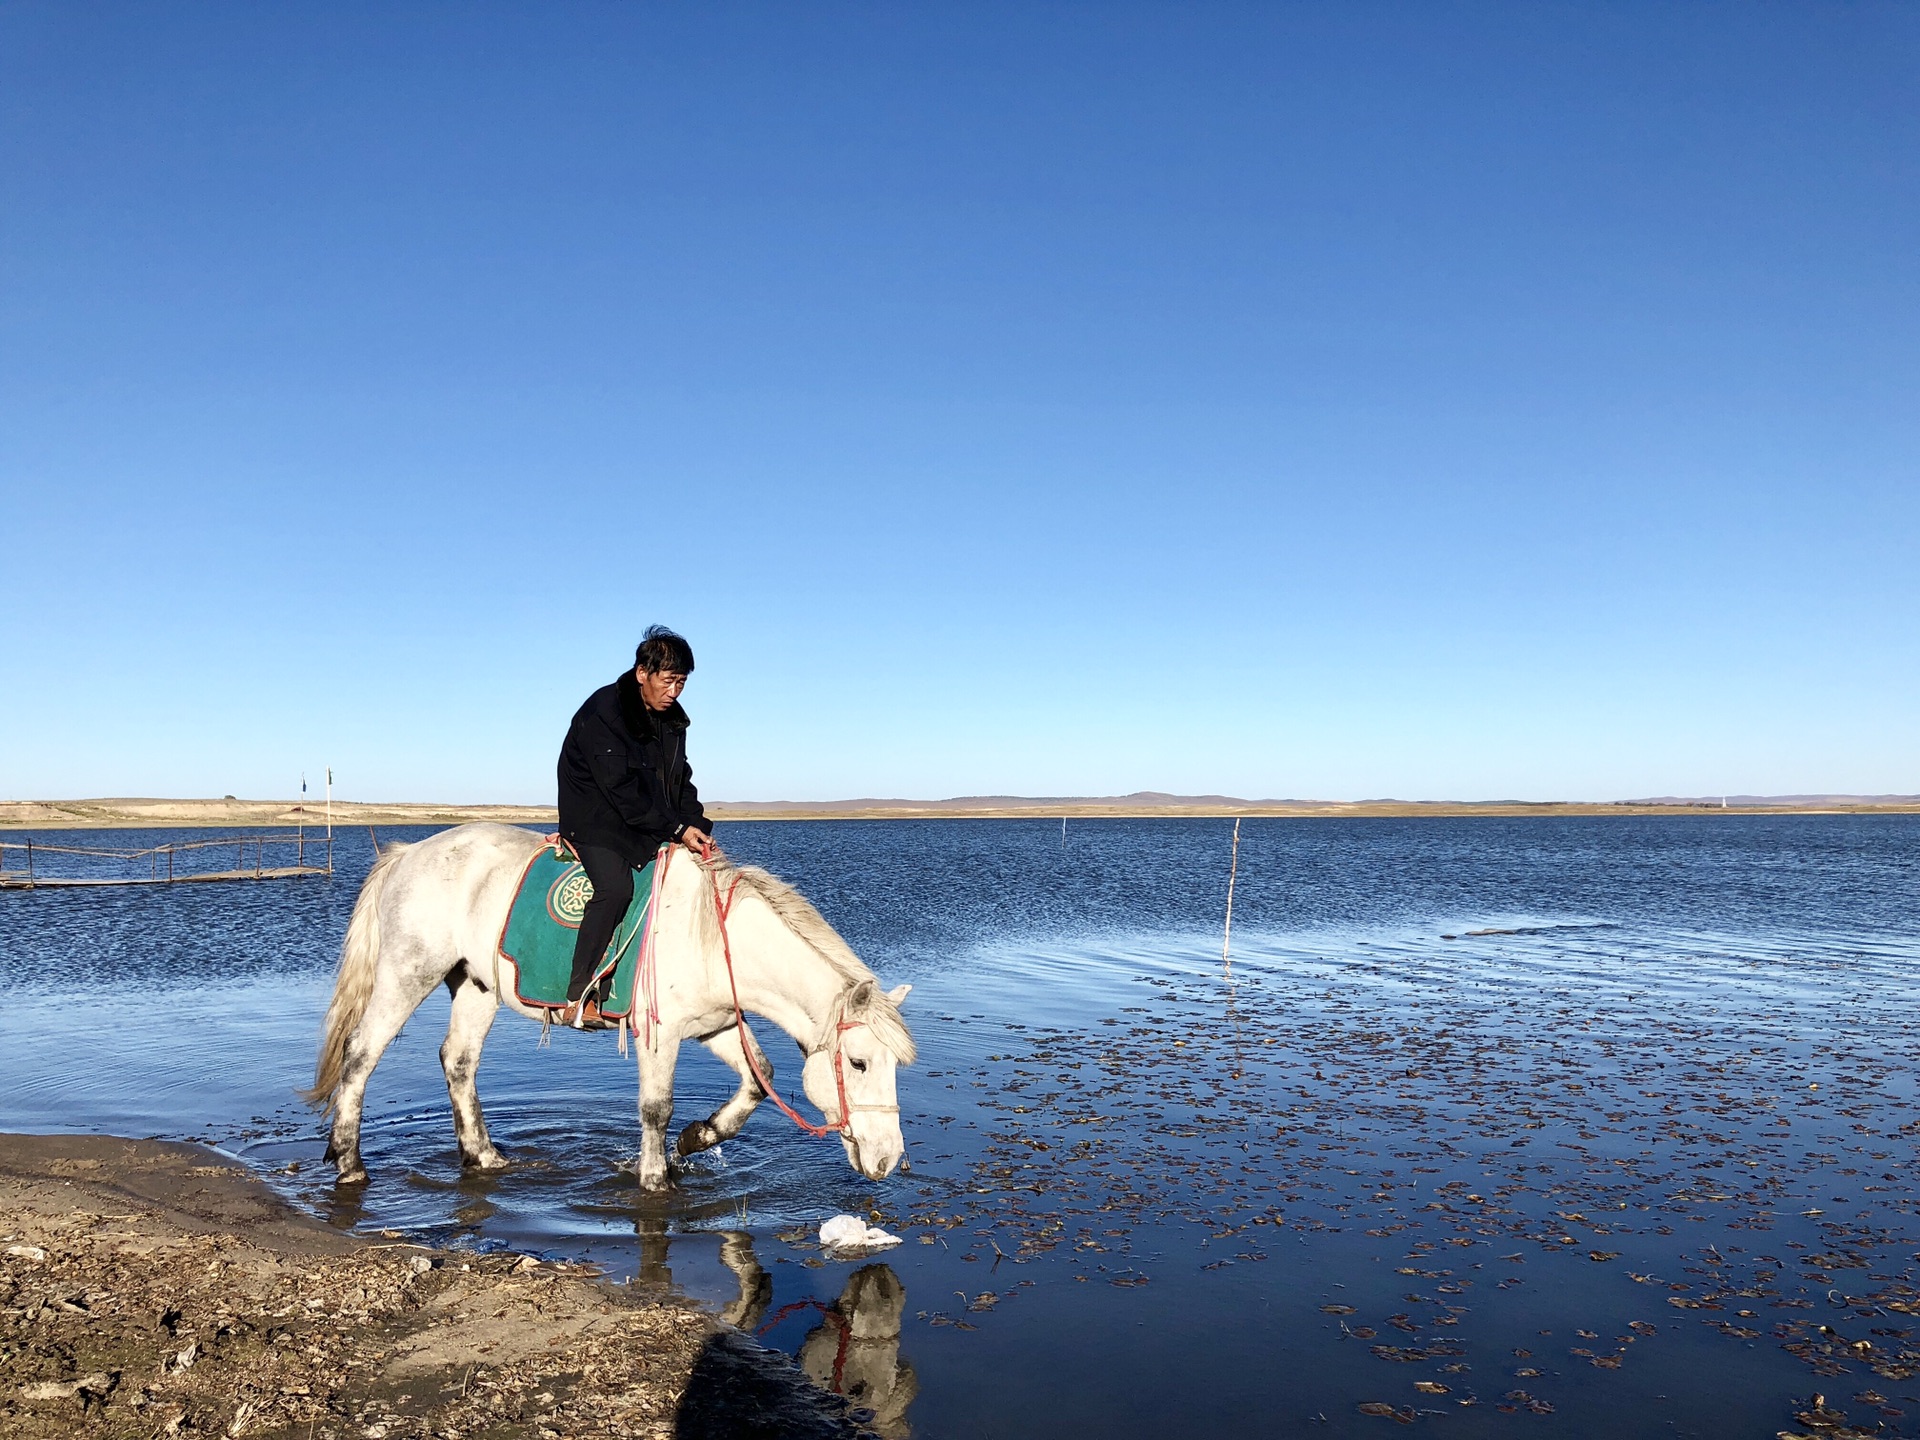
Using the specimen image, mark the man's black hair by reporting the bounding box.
[634,625,695,675]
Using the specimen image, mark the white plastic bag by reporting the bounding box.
[818,1214,902,1251]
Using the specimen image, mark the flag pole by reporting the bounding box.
[1222,817,1241,973]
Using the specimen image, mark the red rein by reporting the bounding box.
[709,863,861,1139]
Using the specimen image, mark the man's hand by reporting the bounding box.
[680,826,713,859]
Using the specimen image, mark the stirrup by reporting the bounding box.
[558,998,610,1030]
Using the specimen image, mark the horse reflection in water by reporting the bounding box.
[793,1265,919,1438]
[636,1220,918,1438]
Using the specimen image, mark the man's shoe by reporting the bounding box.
[556,998,612,1030]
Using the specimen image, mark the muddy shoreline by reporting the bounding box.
[0,1134,863,1439]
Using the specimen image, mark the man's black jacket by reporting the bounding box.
[556,671,708,866]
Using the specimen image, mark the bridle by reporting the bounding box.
[756,1300,851,1391]
[707,862,899,1140]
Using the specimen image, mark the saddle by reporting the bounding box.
[496,839,657,1018]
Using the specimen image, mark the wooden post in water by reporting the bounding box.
[167,845,173,882]
[1222,818,1240,972]
[25,839,33,888]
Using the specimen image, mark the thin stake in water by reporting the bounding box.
[1222,818,1241,970]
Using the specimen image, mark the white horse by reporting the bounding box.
[303,823,915,1191]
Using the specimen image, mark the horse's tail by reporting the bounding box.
[303,840,409,1112]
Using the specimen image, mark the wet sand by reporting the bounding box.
[0,1134,861,1439]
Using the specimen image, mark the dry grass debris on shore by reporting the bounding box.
[0,1134,858,1440]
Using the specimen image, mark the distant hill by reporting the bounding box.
[4,792,1916,830]
[718,790,1327,814]
[710,792,1920,819]
[1622,795,1920,808]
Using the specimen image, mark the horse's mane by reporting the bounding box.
[696,855,917,1065]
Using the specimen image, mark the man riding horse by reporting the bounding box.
[553,625,712,1028]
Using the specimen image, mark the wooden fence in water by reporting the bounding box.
[0,831,333,889]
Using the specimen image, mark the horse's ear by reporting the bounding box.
[847,979,876,1008]
[887,983,911,1006]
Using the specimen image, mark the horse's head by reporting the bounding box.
[803,980,915,1181]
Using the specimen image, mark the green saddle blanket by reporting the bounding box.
[497,841,658,1016]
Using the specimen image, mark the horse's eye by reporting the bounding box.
[849,1058,869,1073]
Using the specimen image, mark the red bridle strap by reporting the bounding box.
[710,864,859,1139]
[756,1301,852,1392]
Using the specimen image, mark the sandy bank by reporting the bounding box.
[0,798,559,831]
[0,1134,859,1439]
[4,794,1917,831]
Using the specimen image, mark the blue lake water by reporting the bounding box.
[3,815,1918,1438]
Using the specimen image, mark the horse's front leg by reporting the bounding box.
[716,1231,772,1330]
[677,1023,771,1158]
[635,1033,682,1192]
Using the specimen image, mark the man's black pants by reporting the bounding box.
[566,843,635,1003]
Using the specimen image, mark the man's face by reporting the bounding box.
[636,668,688,712]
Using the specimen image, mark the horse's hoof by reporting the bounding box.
[464,1148,509,1172]
[335,1166,369,1187]
[676,1121,720,1157]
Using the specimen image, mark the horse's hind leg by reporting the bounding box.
[677,1024,771,1158]
[326,956,444,1185]
[442,965,507,1171]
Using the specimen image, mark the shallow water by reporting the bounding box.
[3,816,1919,1437]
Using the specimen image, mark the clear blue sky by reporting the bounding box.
[3,3,1915,804]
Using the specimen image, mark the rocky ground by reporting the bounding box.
[0,1134,863,1439]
